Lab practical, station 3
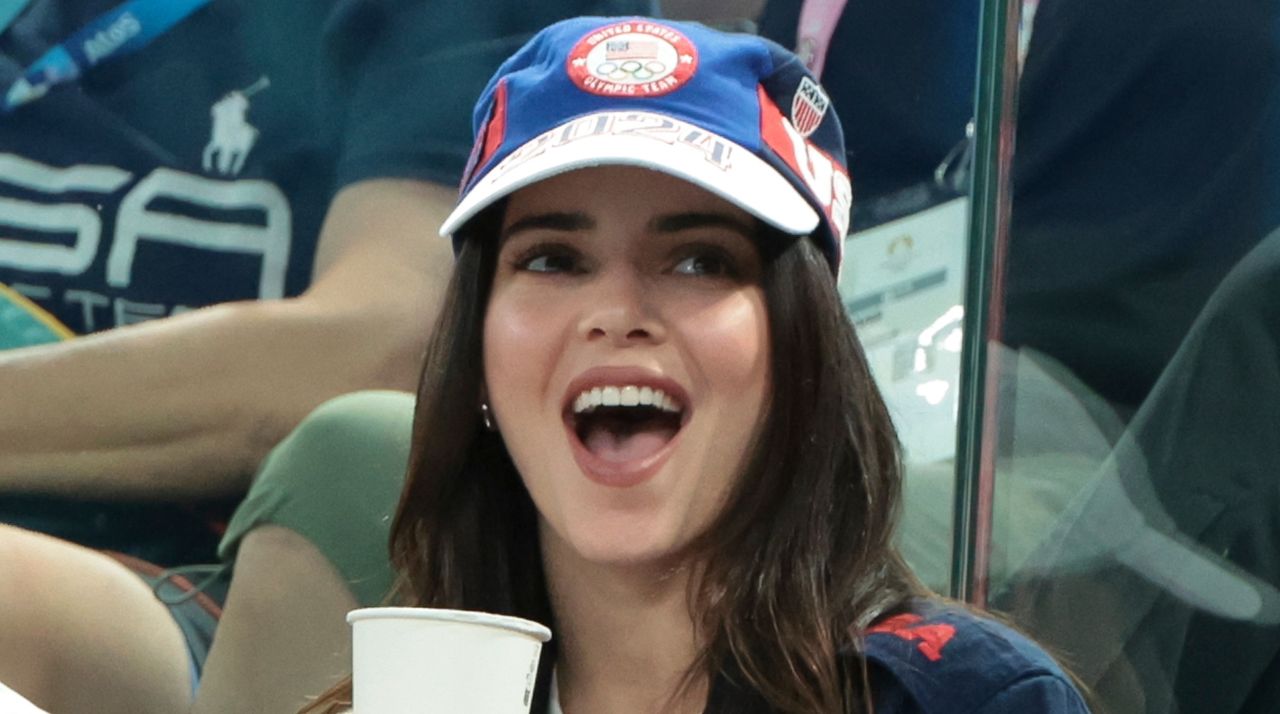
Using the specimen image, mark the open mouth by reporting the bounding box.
[569,385,686,465]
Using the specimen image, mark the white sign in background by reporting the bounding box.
[839,198,970,464]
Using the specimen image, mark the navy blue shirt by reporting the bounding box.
[537,603,1090,713]
[0,0,351,333]
[0,0,653,564]
[0,0,653,335]
[698,604,1090,713]
[861,606,1088,713]
[1003,0,1280,412]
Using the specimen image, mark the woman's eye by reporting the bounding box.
[672,251,735,277]
[516,249,580,274]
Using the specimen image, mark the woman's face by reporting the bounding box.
[483,166,771,570]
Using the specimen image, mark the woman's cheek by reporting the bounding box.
[484,289,567,407]
[686,292,769,382]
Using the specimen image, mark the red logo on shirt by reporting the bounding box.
[868,614,957,662]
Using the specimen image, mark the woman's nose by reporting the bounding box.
[576,270,664,346]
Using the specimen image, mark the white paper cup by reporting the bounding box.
[347,607,552,714]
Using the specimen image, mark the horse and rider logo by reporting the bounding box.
[203,76,269,177]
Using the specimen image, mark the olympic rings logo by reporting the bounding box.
[593,59,671,82]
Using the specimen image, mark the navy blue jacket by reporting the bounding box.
[705,604,1090,713]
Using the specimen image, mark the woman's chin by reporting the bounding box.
[560,526,689,573]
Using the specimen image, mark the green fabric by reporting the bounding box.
[0,284,71,349]
[218,390,415,607]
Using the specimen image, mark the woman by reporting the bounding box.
[308,16,1090,714]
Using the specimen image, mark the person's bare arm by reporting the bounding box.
[0,178,454,500]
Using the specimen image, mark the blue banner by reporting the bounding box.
[3,0,212,112]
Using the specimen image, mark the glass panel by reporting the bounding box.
[663,0,984,596]
[982,0,1280,712]
[951,0,1022,604]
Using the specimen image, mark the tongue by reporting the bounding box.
[583,424,676,463]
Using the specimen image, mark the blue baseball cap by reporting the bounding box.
[439,16,852,272]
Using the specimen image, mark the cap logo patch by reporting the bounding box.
[791,76,830,138]
[568,21,698,97]
[760,86,851,241]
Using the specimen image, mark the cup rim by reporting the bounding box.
[347,607,553,642]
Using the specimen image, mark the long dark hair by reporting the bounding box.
[302,213,926,714]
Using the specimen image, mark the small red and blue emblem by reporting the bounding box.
[790,76,830,138]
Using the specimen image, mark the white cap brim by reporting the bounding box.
[439,111,819,239]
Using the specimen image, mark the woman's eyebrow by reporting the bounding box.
[652,212,755,237]
[501,212,594,240]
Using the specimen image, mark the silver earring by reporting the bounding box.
[480,402,496,431]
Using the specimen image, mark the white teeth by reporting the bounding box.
[601,386,620,406]
[571,384,683,414]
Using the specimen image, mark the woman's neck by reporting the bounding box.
[543,533,708,714]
